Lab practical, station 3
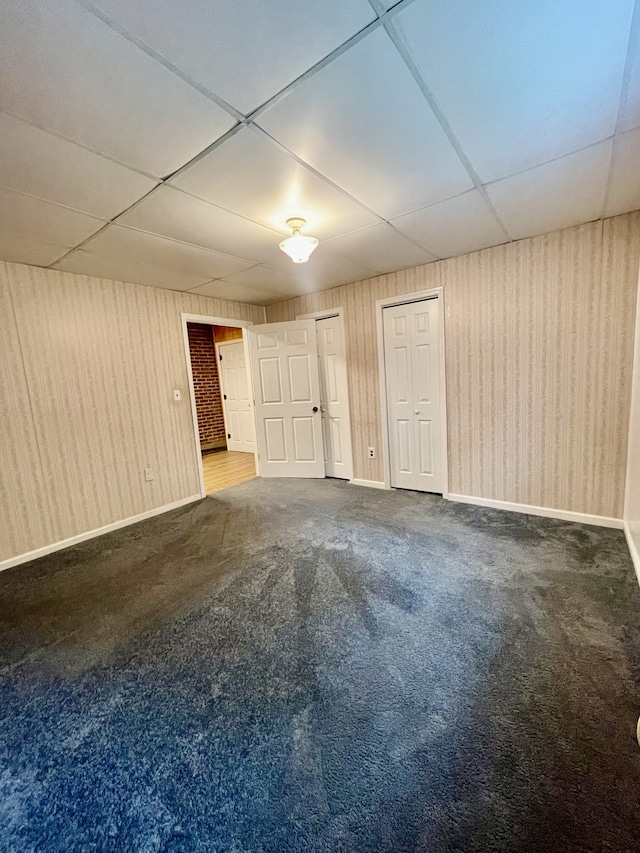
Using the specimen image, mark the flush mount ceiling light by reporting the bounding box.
[279,217,318,264]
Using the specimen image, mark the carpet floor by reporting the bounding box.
[1,479,640,852]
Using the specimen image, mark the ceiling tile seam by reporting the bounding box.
[161,122,247,183]
[600,139,623,220]
[166,183,292,237]
[602,0,640,216]
[246,0,420,124]
[0,184,109,223]
[386,222,442,259]
[382,18,512,242]
[76,0,418,129]
[248,124,387,224]
[0,109,163,182]
[74,0,245,122]
[53,249,221,286]
[69,0,418,234]
[614,0,640,134]
[114,223,259,267]
[56,238,260,286]
[46,221,114,267]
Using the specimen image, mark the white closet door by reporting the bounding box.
[316,316,353,480]
[247,320,324,478]
[216,340,255,454]
[383,297,443,493]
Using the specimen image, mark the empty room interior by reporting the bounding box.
[2,1,640,850]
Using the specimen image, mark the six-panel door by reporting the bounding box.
[383,298,443,493]
[247,320,324,478]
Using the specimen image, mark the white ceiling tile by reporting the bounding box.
[0,0,236,176]
[605,128,640,217]
[190,280,285,306]
[52,250,211,291]
[220,265,307,295]
[393,0,635,182]
[324,222,438,273]
[118,187,284,260]
[257,28,473,219]
[86,0,376,114]
[618,21,640,132]
[81,225,254,279]
[486,141,612,241]
[0,188,106,247]
[278,250,377,290]
[0,233,68,267]
[392,190,506,258]
[171,128,379,239]
[0,114,157,219]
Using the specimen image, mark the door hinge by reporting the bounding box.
[223,394,227,400]
[219,353,223,361]
[228,433,231,439]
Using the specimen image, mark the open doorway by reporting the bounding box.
[183,315,257,496]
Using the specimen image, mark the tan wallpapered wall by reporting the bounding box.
[0,262,264,564]
[267,213,640,519]
[624,254,640,559]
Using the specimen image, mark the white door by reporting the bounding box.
[383,297,443,493]
[316,316,353,480]
[216,340,256,454]
[247,320,324,478]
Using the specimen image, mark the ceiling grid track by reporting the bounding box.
[372,2,512,243]
[602,0,640,217]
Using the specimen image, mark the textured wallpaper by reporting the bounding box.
[0,262,264,565]
[625,251,640,562]
[267,213,640,519]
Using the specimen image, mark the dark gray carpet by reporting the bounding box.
[1,478,640,852]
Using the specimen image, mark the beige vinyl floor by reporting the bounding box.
[202,450,257,495]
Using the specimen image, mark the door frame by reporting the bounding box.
[181,313,258,498]
[297,307,354,482]
[375,288,449,497]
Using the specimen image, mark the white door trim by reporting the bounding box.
[181,313,257,498]
[375,288,449,496]
[297,307,354,482]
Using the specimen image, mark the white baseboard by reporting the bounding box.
[350,478,389,490]
[624,522,640,587]
[447,493,623,529]
[0,494,202,574]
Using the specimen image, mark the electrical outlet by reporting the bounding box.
[368,447,376,459]
[144,468,154,482]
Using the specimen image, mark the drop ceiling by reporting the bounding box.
[0,0,638,306]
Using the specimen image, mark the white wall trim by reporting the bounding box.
[448,493,623,529]
[375,287,449,496]
[350,478,389,490]
[0,494,202,574]
[181,313,256,497]
[624,522,640,587]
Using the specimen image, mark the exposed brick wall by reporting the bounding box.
[187,323,226,450]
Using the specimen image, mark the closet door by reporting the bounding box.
[383,297,443,493]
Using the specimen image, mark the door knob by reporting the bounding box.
[312,406,318,413]
[414,409,420,414]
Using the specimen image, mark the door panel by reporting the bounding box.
[315,315,353,480]
[248,320,324,478]
[383,297,443,493]
[217,340,256,454]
